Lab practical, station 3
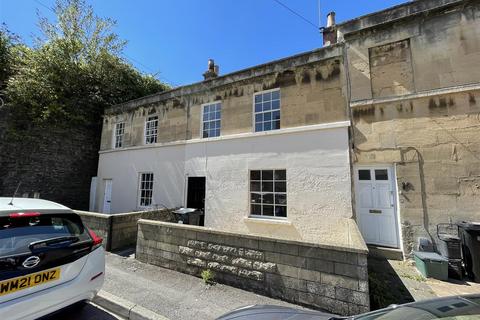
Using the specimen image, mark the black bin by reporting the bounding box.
[173,208,203,226]
[437,224,462,259]
[458,221,480,283]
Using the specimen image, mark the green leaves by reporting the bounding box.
[4,0,169,126]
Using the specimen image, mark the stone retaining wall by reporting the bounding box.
[76,209,174,251]
[136,219,369,316]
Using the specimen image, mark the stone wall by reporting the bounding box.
[136,220,369,316]
[76,209,174,251]
[0,121,100,210]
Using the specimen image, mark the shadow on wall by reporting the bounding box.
[368,257,414,310]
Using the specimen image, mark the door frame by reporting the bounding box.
[353,164,402,249]
[102,179,113,214]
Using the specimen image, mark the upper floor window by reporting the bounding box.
[254,89,280,132]
[145,116,158,144]
[202,102,221,138]
[114,122,125,149]
[250,169,287,218]
[139,172,154,207]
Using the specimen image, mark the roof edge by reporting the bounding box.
[105,43,343,114]
[336,0,465,36]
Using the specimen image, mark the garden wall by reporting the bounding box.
[76,209,174,251]
[136,219,370,316]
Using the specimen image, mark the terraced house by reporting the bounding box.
[93,0,480,259]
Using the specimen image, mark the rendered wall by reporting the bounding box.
[96,124,355,247]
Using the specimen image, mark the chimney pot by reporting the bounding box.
[326,11,336,28]
[203,59,219,80]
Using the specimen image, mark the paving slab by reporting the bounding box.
[102,251,309,320]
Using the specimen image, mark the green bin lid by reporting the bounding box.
[413,251,448,262]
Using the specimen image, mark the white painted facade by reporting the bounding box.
[95,121,355,244]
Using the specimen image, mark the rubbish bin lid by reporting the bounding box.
[438,234,460,241]
[457,221,480,231]
[173,208,197,214]
[413,251,448,262]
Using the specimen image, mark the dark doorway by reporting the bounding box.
[187,177,205,226]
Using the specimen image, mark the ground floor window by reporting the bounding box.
[139,173,154,207]
[250,169,286,218]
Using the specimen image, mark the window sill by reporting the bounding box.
[244,217,292,225]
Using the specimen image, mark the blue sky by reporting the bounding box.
[1,0,404,87]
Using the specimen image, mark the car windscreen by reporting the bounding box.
[0,213,90,258]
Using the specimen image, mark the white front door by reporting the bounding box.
[354,166,399,248]
[103,179,112,213]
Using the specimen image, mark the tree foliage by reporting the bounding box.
[5,0,169,126]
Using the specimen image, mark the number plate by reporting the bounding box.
[0,268,61,297]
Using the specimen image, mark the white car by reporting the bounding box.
[0,197,105,320]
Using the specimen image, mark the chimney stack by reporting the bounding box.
[322,11,337,46]
[203,59,219,80]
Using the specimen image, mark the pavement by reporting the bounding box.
[99,249,308,320]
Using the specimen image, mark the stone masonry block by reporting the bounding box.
[211,253,231,263]
[195,250,212,260]
[231,258,252,269]
[334,262,368,280]
[321,273,358,291]
[179,246,195,257]
[252,261,277,273]
[265,252,306,268]
[306,258,334,273]
[187,240,208,250]
[243,249,264,260]
[207,262,238,275]
[298,268,321,282]
[238,269,263,281]
[306,281,335,298]
[208,244,238,256]
[358,254,368,267]
[186,258,206,268]
[335,287,369,307]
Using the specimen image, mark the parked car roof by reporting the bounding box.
[0,197,72,214]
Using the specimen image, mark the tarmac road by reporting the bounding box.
[40,302,122,320]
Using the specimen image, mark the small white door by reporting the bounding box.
[355,166,399,248]
[103,179,112,213]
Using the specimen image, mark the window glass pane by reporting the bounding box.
[264,122,272,131]
[250,181,261,192]
[250,170,261,180]
[275,194,287,205]
[251,193,262,204]
[275,206,287,217]
[215,129,220,137]
[271,90,280,100]
[203,106,209,114]
[263,92,271,101]
[255,103,262,113]
[262,170,273,180]
[251,204,262,215]
[264,112,272,121]
[263,193,274,204]
[263,205,274,216]
[263,101,271,111]
[255,94,262,103]
[375,169,388,180]
[255,114,263,122]
[358,170,371,180]
[216,104,221,112]
[274,170,286,180]
[275,182,286,192]
[273,120,281,130]
[272,110,280,120]
[255,123,263,132]
[272,100,280,110]
[215,111,221,119]
[262,182,273,192]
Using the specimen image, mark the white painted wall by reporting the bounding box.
[96,123,355,245]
